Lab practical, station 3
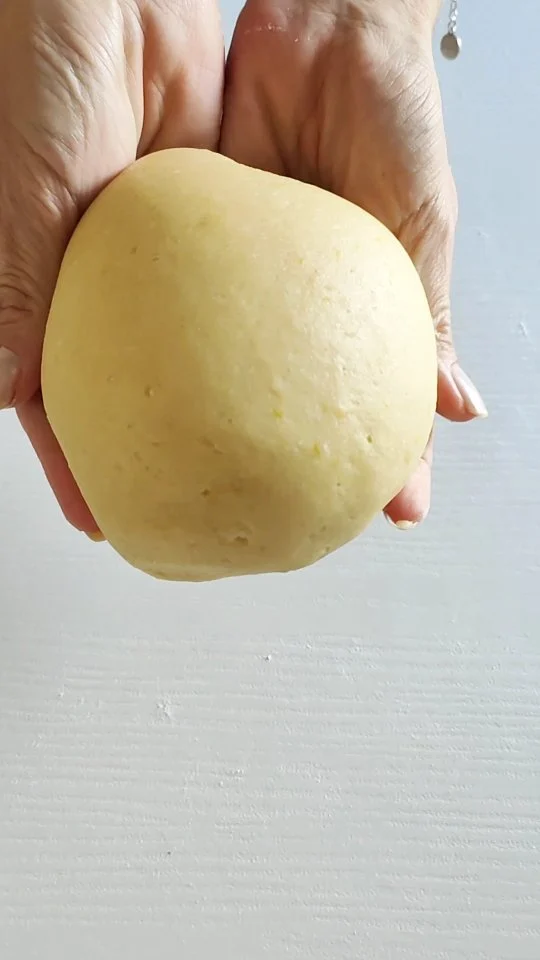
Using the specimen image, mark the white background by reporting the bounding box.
[1,3,539,958]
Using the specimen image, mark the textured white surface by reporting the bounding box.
[1,4,539,959]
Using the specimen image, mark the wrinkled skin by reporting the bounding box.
[0,0,485,536]
[220,0,487,525]
[0,0,223,532]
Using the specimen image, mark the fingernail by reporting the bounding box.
[86,531,106,543]
[0,347,19,409]
[385,516,419,531]
[451,365,488,419]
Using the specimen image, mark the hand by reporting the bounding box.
[220,0,487,527]
[0,0,223,534]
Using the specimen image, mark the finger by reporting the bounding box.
[399,184,487,423]
[384,430,434,528]
[17,395,99,534]
[438,359,488,422]
[429,248,488,422]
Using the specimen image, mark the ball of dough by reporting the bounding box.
[42,149,436,581]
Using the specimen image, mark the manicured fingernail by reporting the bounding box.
[451,365,488,419]
[0,347,19,409]
[385,516,419,531]
[86,531,106,543]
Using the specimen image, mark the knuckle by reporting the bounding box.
[398,180,457,266]
[428,187,458,242]
[434,312,453,348]
[0,277,35,336]
[0,271,41,402]
[433,307,456,361]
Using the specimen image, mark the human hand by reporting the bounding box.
[0,0,223,534]
[220,0,487,527]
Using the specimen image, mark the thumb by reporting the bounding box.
[0,137,133,532]
[1,162,110,534]
[0,171,78,409]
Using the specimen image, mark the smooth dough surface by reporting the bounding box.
[42,149,437,581]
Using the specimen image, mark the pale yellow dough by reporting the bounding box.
[42,149,437,581]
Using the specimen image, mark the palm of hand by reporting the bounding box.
[221,0,480,524]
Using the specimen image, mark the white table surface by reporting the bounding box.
[1,3,538,958]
